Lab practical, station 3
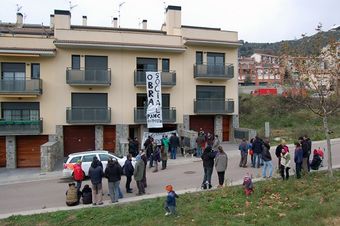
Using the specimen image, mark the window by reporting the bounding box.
[196,86,225,99]
[196,52,203,65]
[99,154,110,161]
[82,154,97,162]
[1,102,39,121]
[162,59,170,72]
[136,93,170,108]
[1,63,25,80]
[72,55,80,69]
[69,156,81,163]
[207,52,225,65]
[31,63,40,79]
[85,56,108,70]
[136,58,158,72]
[71,93,108,108]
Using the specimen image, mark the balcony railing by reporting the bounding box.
[194,99,234,114]
[66,68,111,86]
[0,79,42,95]
[134,107,176,123]
[0,119,43,135]
[194,64,234,79]
[134,70,176,87]
[66,107,111,124]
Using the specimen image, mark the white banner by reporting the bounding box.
[142,130,178,146]
[146,71,163,128]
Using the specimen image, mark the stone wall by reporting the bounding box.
[115,124,129,157]
[6,136,16,168]
[183,115,190,130]
[214,115,223,140]
[41,141,60,172]
[95,125,103,150]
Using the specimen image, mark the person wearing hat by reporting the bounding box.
[164,185,179,216]
[73,160,84,191]
[88,156,104,205]
[105,158,123,203]
[66,182,81,206]
[134,154,145,195]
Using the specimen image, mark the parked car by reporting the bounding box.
[62,150,136,178]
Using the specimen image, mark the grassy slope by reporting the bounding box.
[1,171,340,226]
[239,94,340,143]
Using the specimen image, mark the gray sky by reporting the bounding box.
[0,0,339,42]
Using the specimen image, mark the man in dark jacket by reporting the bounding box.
[124,154,134,193]
[201,146,216,189]
[169,133,180,159]
[294,142,303,179]
[252,136,263,168]
[301,135,312,173]
[105,158,122,203]
[88,157,104,205]
[261,139,273,178]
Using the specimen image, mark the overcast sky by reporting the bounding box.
[0,0,339,42]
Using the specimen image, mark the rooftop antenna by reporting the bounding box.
[138,17,142,28]
[163,1,167,12]
[69,1,78,11]
[315,22,322,32]
[16,4,22,13]
[118,2,125,28]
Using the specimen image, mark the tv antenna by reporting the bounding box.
[315,22,322,32]
[69,1,78,11]
[118,2,125,28]
[16,4,22,13]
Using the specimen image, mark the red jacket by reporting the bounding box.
[73,164,84,181]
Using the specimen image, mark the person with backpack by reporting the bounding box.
[81,184,92,205]
[123,154,134,193]
[73,160,84,191]
[239,138,248,167]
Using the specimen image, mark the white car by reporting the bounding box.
[62,150,136,178]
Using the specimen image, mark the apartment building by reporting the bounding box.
[0,6,240,169]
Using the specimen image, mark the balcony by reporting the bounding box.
[194,99,234,114]
[134,107,176,123]
[66,68,111,86]
[0,79,42,96]
[134,70,176,87]
[66,107,111,124]
[194,64,234,80]
[0,119,43,135]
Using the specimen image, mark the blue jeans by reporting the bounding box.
[253,153,262,168]
[171,147,177,159]
[202,167,213,186]
[196,146,202,158]
[262,160,273,177]
[108,181,120,203]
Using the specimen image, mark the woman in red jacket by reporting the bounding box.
[73,160,84,190]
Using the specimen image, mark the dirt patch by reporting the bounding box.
[324,217,340,226]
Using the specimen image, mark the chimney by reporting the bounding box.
[16,12,23,28]
[82,16,87,26]
[113,17,118,28]
[54,10,71,30]
[165,5,181,35]
[142,19,147,29]
[50,15,54,28]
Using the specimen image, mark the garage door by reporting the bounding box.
[222,116,230,141]
[0,137,6,167]
[64,126,95,157]
[17,135,48,168]
[103,125,116,153]
[190,115,214,135]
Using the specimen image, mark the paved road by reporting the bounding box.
[0,139,339,215]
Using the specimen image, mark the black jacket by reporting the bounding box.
[275,144,282,158]
[105,161,122,182]
[201,146,215,168]
[252,138,264,154]
[262,143,272,161]
[88,163,103,185]
[81,186,92,205]
[302,139,312,158]
[169,135,180,148]
[124,159,134,177]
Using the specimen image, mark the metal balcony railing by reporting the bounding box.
[66,68,111,86]
[66,107,111,124]
[194,64,234,79]
[134,107,176,123]
[134,70,176,87]
[194,99,234,114]
[0,119,43,135]
[0,79,42,95]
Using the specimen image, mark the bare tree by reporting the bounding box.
[281,37,340,177]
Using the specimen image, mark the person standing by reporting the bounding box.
[252,136,263,168]
[196,131,206,158]
[261,139,273,178]
[88,157,104,205]
[248,138,254,167]
[212,135,220,152]
[201,146,216,189]
[206,132,214,147]
[105,158,122,203]
[164,185,179,216]
[301,135,312,173]
[239,138,248,167]
[294,142,303,179]
[124,154,134,193]
[73,160,84,191]
[214,146,228,188]
[280,148,291,180]
[153,145,161,172]
[169,133,180,159]
[161,135,169,170]
[134,154,145,195]
[141,151,148,188]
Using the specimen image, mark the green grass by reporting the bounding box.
[239,94,340,143]
[1,170,340,226]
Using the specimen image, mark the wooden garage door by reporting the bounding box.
[103,125,116,153]
[222,116,230,141]
[0,137,6,167]
[189,115,214,135]
[17,135,48,168]
[64,126,95,157]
